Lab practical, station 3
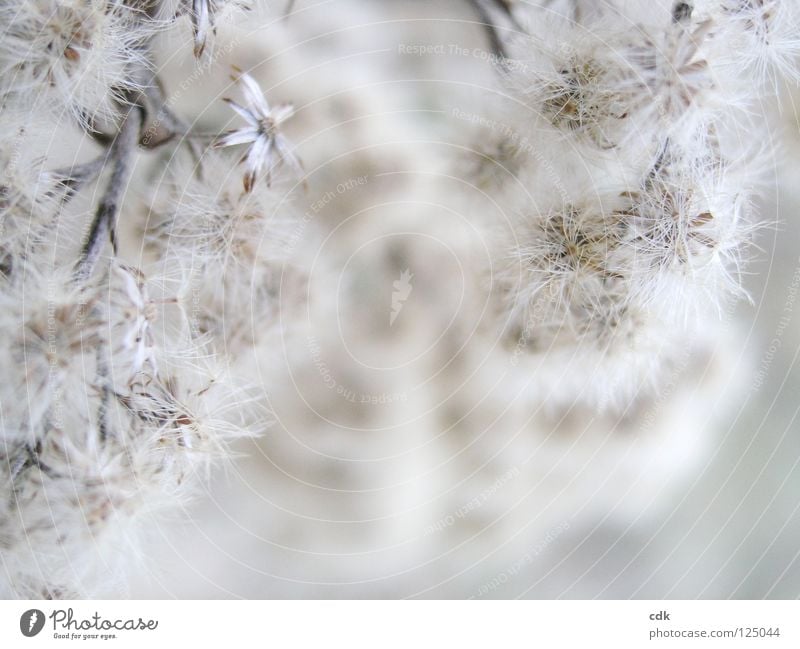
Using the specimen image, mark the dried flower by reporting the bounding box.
[0,263,251,597]
[214,67,303,193]
[523,17,715,152]
[479,0,773,410]
[174,0,251,58]
[145,149,303,349]
[712,0,800,83]
[0,0,150,124]
[539,57,627,147]
[620,19,715,131]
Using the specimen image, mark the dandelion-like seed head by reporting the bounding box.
[715,0,800,83]
[0,260,251,597]
[539,56,626,146]
[145,148,302,349]
[0,0,150,123]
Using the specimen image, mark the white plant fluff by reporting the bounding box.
[0,0,796,598]
[0,0,151,125]
[466,0,794,409]
[144,147,302,350]
[0,263,250,598]
[0,0,278,598]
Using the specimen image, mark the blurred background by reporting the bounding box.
[126,0,800,598]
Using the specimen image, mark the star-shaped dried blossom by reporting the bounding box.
[214,67,303,193]
[111,264,159,380]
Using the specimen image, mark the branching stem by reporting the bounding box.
[74,106,142,283]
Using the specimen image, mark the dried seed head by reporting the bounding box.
[0,0,150,123]
[0,261,252,598]
[145,149,304,350]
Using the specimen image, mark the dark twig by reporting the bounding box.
[135,72,205,165]
[467,0,523,63]
[74,106,142,283]
[47,156,107,202]
[139,79,188,149]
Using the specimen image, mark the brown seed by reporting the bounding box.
[175,414,193,427]
[63,46,80,62]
